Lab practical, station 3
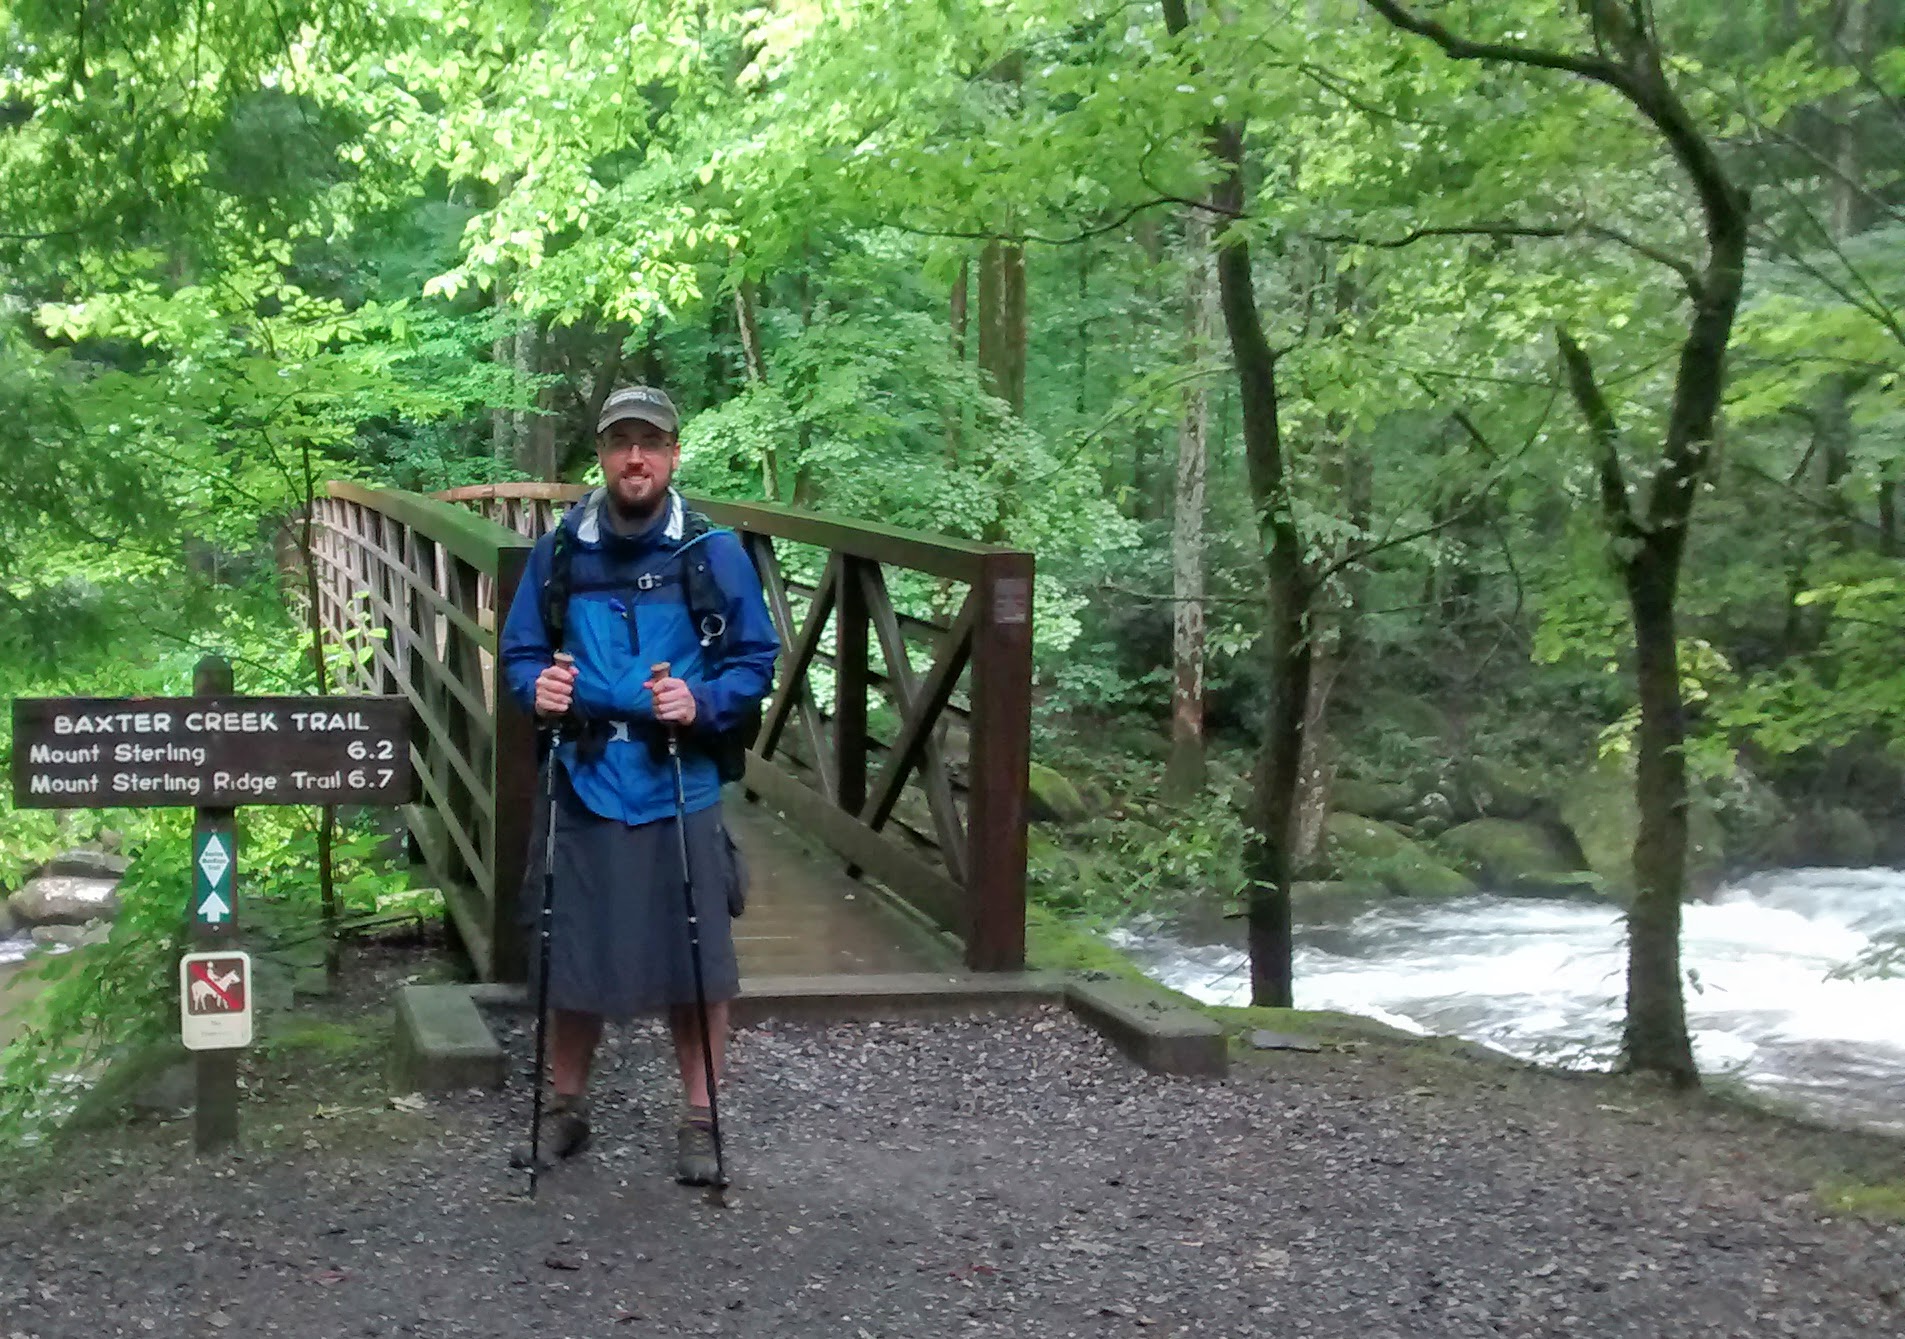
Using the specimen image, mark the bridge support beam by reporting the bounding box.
[966,551,1033,972]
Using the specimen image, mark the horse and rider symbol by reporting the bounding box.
[179,951,254,1050]
[186,957,247,1014]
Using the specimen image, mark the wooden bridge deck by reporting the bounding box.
[722,796,954,978]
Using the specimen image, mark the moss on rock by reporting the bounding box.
[1322,813,1477,898]
[1558,756,1726,901]
[1027,761,1091,826]
[1331,777,1419,823]
[1439,818,1586,895]
[1452,758,1547,821]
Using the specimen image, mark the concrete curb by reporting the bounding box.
[394,971,1227,1092]
[1063,976,1229,1079]
[391,984,506,1093]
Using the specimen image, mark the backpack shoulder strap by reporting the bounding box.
[678,512,732,651]
[540,521,575,652]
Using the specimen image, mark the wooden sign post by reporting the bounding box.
[10,655,416,1153]
[192,656,239,1150]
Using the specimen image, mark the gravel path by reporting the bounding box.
[2,1008,1900,1338]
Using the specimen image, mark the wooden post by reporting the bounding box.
[191,654,240,1151]
[490,544,536,981]
[834,555,869,820]
[965,551,1033,971]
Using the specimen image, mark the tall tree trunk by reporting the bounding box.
[1075,245,1091,418]
[516,319,557,480]
[1125,218,1167,518]
[705,299,734,405]
[1293,643,1336,865]
[976,239,1027,415]
[491,275,517,465]
[1817,0,1869,553]
[1165,211,1216,799]
[1621,548,1693,1075]
[734,279,780,500]
[1879,470,1899,556]
[950,258,969,364]
[977,47,1027,421]
[947,257,969,467]
[512,321,536,472]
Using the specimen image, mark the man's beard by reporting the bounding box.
[608,475,670,523]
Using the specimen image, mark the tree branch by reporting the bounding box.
[872,195,1230,248]
[1310,219,1698,292]
[1291,61,1437,126]
[1732,458,1889,540]
[1365,0,1630,89]
[1554,325,1637,535]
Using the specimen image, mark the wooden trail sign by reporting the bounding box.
[10,695,415,809]
[8,657,417,1153]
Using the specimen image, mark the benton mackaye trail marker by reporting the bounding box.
[10,655,416,1151]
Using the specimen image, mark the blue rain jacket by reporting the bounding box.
[500,488,780,826]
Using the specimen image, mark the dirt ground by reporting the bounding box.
[1,943,1900,1339]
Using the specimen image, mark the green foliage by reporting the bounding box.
[0,819,186,1144]
[1720,571,1905,756]
[0,797,418,1146]
[1028,742,1251,924]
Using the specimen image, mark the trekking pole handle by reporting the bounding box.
[650,663,681,758]
[541,652,577,735]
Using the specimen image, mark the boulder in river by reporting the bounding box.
[1291,880,1392,918]
[8,875,122,926]
[41,848,129,880]
[1027,761,1092,826]
[1557,756,1725,900]
[1330,777,1418,823]
[30,920,112,950]
[1321,813,1477,898]
[1451,758,1547,822]
[1439,819,1589,896]
[1800,807,1878,867]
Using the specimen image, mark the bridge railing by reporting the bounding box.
[311,482,537,981]
[435,482,1034,972]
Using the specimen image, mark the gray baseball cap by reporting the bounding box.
[596,384,679,435]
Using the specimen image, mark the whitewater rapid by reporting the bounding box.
[1110,867,1905,1135]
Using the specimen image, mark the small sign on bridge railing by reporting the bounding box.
[9,657,416,1152]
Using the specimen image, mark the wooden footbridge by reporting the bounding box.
[309,481,1034,985]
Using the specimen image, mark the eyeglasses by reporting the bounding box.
[601,438,676,456]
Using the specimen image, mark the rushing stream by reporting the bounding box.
[1111,867,1905,1136]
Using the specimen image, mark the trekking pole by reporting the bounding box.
[525,650,574,1197]
[652,661,728,1201]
